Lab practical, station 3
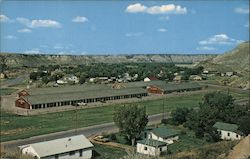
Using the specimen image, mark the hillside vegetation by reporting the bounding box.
[199,42,250,89]
[0,53,216,68]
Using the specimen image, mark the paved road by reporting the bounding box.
[2,113,168,149]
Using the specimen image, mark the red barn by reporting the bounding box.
[18,90,29,97]
[147,85,164,94]
[15,97,31,109]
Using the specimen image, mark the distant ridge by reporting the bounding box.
[0,53,217,68]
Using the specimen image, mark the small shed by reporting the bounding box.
[213,122,243,140]
[137,139,167,156]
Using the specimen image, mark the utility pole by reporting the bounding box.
[162,95,165,120]
[75,105,78,135]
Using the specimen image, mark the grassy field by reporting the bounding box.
[93,144,126,159]
[0,88,18,96]
[1,88,248,142]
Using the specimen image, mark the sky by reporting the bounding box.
[0,0,249,55]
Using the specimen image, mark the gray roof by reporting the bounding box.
[213,122,239,132]
[27,84,109,95]
[151,127,179,138]
[23,87,147,104]
[19,135,93,158]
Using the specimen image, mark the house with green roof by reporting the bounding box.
[147,127,179,144]
[136,139,167,156]
[213,122,243,140]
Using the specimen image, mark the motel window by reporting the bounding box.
[228,133,230,137]
[69,151,75,156]
[160,148,162,152]
[236,134,238,138]
[55,154,58,159]
[144,147,147,151]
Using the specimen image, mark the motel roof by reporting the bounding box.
[137,139,167,148]
[213,122,239,132]
[19,135,93,158]
[23,87,147,105]
[151,127,179,139]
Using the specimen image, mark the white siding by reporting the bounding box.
[136,143,167,156]
[219,129,242,140]
[22,146,41,159]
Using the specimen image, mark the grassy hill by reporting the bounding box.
[199,42,250,89]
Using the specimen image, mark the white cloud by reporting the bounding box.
[126,3,147,13]
[199,34,243,45]
[0,14,10,22]
[17,17,61,28]
[126,3,187,14]
[196,46,216,51]
[72,16,88,23]
[158,28,167,32]
[4,35,18,39]
[235,7,249,14]
[24,48,40,54]
[125,32,143,37]
[18,28,32,33]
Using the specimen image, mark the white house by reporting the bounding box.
[147,127,179,144]
[213,122,243,140]
[137,139,167,156]
[19,135,94,159]
[144,77,151,82]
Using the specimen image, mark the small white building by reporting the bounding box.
[137,139,167,156]
[144,77,151,82]
[57,79,67,84]
[147,127,179,144]
[213,122,243,140]
[19,135,94,159]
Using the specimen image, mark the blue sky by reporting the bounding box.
[0,0,249,55]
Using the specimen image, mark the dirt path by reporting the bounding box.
[226,135,250,159]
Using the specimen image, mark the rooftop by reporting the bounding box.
[151,127,179,139]
[19,135,93,158]
[213,122,239,132]
[137,139,167,147]
[23,87,147,104]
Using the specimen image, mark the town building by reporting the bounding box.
[19,135,93,159]
[136,139,167,156]
[213,122,243,140]
[137,127,179,156]
[15,84,148,110]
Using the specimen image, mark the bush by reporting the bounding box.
[161,118,168,125]
[109,134,117,141]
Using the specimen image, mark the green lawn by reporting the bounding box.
[93,144,126,159]
[0,89,248,142]
[0,88,17,96]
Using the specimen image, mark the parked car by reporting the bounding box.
[93,135,110,143]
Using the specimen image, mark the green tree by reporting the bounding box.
[114,104,148,146]
[185,92,246,138]
[79,74,86,84]
[171,107,191,125]
[29,72,38,81]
